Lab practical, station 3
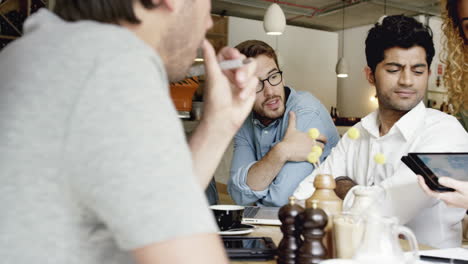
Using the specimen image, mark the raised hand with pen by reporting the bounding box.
[189,39,258,187]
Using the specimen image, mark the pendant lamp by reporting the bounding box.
[263,3,286,35]
[377,0,387,24]
[336,0,348,78]
[194,47,204,62]
[336,57,348,78]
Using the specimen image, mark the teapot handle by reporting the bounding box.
[396,225,420,262]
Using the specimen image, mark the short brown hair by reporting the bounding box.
[54,0,157,24]
[235,40,279,69]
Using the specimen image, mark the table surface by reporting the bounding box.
[229,225,279,264]
[229,225,433,264]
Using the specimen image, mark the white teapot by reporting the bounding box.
[345,186,385,216]
[352,215,419,264]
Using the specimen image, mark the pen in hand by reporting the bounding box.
[186,58,252,77]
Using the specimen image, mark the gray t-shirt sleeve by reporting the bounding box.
[64,52,217,250]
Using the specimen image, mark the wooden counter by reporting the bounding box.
[229,225,280,264]
[229,225,433,264]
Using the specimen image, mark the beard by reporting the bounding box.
[161,36,202,83]
[377,89,424,112]
[253,96,285,124]
[164,52,197,83]
[158,4,204,82]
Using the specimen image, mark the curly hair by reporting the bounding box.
[365,15,435,73]
[441,0,468,112]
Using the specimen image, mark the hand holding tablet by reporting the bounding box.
[417,176,468,209]
[401,152,468,192]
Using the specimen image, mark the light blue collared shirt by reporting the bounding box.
[228,87,339,206]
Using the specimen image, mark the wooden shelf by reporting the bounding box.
[0,35,17,40]
[206,32,227,38]
[206,15,227,53]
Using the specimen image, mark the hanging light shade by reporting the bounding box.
[263,3,286,35]
[377,0,387,23]
[377,15,387,24]
[336,57,348,78]
[194,48,204,62]
[335,0,348,78]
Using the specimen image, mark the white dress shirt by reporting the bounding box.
[294,102,468,248]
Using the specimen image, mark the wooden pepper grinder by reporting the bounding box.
[277,196,304,264]
[306,174,342,258]
[297,200,328,264]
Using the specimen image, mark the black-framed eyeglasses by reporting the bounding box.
[256,71,283,93]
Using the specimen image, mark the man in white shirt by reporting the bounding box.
[294,15,468,248]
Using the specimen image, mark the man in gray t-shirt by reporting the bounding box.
[0,1,258,264]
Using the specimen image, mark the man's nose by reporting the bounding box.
[398,68,414,87]
[262,81,275,96]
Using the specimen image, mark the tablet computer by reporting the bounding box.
[401,155,453,192]
[221,236,277,260]
[401,152,468,192]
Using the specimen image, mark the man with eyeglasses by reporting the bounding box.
[228,40,339,207]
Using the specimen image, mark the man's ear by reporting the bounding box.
[364,66,375,85]
[428,69,432,77]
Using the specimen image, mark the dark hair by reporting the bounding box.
[365,15,435,73]
[235,40,279,69]
[54,0,157,24]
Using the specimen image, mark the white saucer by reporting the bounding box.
[218,224,255,235]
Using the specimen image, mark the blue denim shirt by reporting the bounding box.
[228,87,339,206]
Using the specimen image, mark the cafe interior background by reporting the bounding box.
[201,0,447,190]
[0,0,456,197]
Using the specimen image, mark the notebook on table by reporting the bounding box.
[242,206,281,226]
